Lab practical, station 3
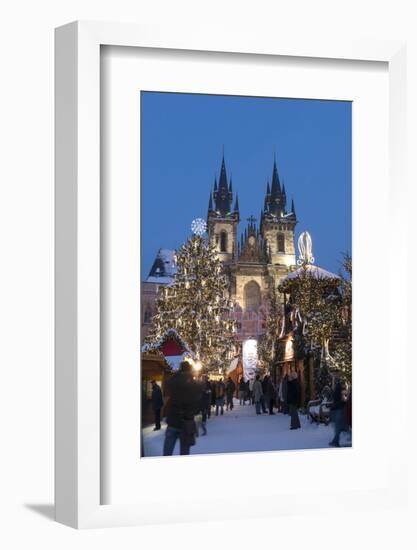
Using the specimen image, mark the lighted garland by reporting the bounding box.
[141,328,193,354]
[278,261,352,384]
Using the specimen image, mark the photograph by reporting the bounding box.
[140,91,352,457]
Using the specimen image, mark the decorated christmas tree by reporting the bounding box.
[146,219,235,372]
[277,232,344,396]
[279,266,340,358]
[278,233,352,388]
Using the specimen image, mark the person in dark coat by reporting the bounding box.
[225,377,236,411]
[265,375,276,415]
[329,375,347,447]
[248,379,254,404]
[276,377,283,412]
[238,377,247,405]
[253,374,264,415]
[151,380,164,431]
[287,370,301,429]
[215,378,226,416]
[259,375,268,413]
[163,362,201,456]
[280,371,289,414]
[200,376,212,434]
[210,380,216,410]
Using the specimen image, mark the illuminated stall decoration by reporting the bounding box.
[142,328,196,372]
[276,232,348,400]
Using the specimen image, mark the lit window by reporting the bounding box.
[244,281,261,311]
[144,308,152,324]
[277,233,285,253]
[220,231,228,252]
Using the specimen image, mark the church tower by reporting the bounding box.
[207,154,240,264]
[260,158,297,266]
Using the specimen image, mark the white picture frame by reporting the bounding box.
[55,21,407,529]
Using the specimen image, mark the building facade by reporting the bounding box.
[141,249,177,341]
[207,155,297,346]
[141,155,298,348]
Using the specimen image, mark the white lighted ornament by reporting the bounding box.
[297,231,315,266]
[191,218,207,236]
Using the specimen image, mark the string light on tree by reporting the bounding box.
[145,219,235,372]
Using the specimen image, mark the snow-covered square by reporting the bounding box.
[142,399,351,457]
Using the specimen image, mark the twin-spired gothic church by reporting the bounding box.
[142,154,298,346]
[207,155,297,344]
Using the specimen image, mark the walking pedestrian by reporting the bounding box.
[260,375,268,413]
[287,370,301,429]
[253,374,264,415]
[215,378,226,416]
[162,362,201,456]
[200,375,212,435]
[248,378,254,404]
[225,377,236,411]
[238,377,246,405]
[151,380,163,431]
[281,370,289,414]
[210,379,216,413]
[205,377,212,419]
[276,377,283,412]
[265,375,276,415]
[329,374,347,447]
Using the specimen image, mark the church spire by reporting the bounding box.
[270,158,282,198]
[269,157,282,216]
[218,154,228,193]
[291,197,296,218]
[213,153,231,215]
[208,192,213,212]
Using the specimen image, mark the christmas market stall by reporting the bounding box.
[141,328,196,425]
[276,231,351,407]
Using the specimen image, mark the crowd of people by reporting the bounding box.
[149,361,352,456]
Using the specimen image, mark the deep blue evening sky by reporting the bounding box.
[141,92,351,278]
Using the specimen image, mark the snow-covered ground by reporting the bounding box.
[142,399,351,457]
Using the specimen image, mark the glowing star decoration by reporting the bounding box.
[297,231,315,266]
[191,218,207,236]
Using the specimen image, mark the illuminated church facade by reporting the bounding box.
[142,155,299,347]
[207,155,297,344]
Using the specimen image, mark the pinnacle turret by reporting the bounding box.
[291,198,296,218]
[263,157,290,218]
[234,193,239,213]
[212,154,233,216]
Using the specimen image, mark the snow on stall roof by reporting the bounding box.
[284,264,339,282]
[145,276,174,285]
[141,328,195,357]
[146,248,177,283]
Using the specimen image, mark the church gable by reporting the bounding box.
[238,216,268,264]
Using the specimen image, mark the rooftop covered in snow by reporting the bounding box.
[145,248,177,283]
[281,263,340,284]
